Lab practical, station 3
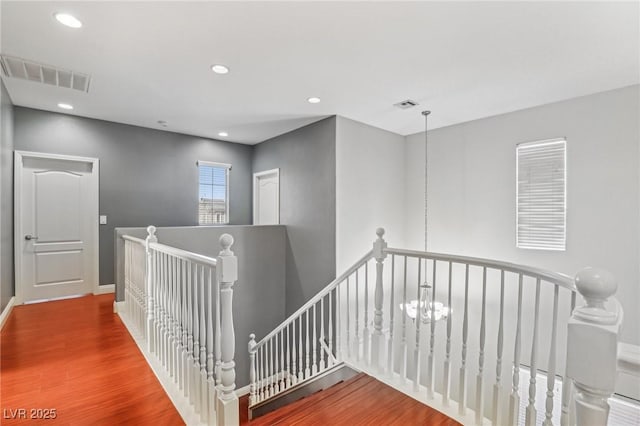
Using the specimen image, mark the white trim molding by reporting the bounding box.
[0,297,16,330]
[94,284,115,295]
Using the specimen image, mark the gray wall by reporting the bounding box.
[13,107,253,286]
[0,80,14,312]
[114,224,287,387]
[253,117,336,315]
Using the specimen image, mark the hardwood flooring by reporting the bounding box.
[2,295,460,425]
[0,294,183,425]
[241,373,461,426]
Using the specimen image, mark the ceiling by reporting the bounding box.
[1,1,638,145]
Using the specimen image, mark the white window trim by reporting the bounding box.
[197,160,231,225]
[515,137,567,251]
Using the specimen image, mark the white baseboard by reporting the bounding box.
[95,284,115,295]
[0,297,16,330]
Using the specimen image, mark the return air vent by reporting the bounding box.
[0,55,91,92]
[393,99,419,109]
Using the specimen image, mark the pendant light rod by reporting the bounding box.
[422,110,431,253]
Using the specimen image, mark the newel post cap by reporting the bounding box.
[248,333,256,352]
[145,225,158,248]
[575,267,617,308]
[217,233,238,284]
[373,228,388,260]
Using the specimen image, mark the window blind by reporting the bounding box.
[516,138,566,250]
[198,161,230,225]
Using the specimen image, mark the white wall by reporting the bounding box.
[336,116,406,274]
[405,85,640,344]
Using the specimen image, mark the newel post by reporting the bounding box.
[372,228,388,372]
[565,267,622,426]
[216,234,239,426]
[145,226,158,353]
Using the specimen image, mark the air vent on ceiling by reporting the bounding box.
[0,55,91,93]
[394,99,419,109]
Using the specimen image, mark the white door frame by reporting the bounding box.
[14,150,100,304]
[253,168,280,225]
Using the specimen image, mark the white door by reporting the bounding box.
[15,151,99,303]
[253,169,280,225]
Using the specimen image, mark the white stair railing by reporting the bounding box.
[122,226,238,426]
[248,228,624,426]
[247,247,375,411]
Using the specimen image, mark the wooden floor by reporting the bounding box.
[241,373,461,426]
[1,294,183,425]
[2,295,459,425]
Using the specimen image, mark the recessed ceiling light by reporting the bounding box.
[211,64,229,74]
[54,13,82,28]
[218,131,229,137]
[57,103,73,110]
[307,97,321,104]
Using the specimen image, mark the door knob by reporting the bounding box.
[25,234,38,241]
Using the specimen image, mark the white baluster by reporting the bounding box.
[267,339,276,396]
[159,253,167,369]
[291,319,297,386]
[364,261,370,365]
[176,259,184,390]
[320,297,326,372]
[543,285,560,426]
[413,259,422,392]
[187,261,196,405]
[355,269,360,361]
[476,267,487,425]
[560,292,576,426]
[145,228,157,354]
[401,256,408,382]
[298,315,303,381]
[566,268,620,426]
[171,256,177,381]
[492,270,505,425]
[508,274,524,426]
[387,254,396,376]
[305,310,311,379]
[216,233,239,426]
[199,265,208,422]
[459,263,469,416]
[328,289,334,367]
[525,278,541,426]
[181,259,189,398]
[280,329,285,390]
[443,261,453,406]
[427,259,437,399]
[346,276,351,359]
[249,334,257,406]
[286,323,292,387]
[192,263,201,413]
[372,228,387,373]
[312,304,318,375]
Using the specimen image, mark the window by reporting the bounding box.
[516,138,566,250]
[198,161,231,225]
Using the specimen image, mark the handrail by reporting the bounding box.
[253,249,374,350]
[123,234,146,245]
[385,247,575,291]
[122,234,217,267]
[148,241,218,268]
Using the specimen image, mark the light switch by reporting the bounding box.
[99,215,107,225]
